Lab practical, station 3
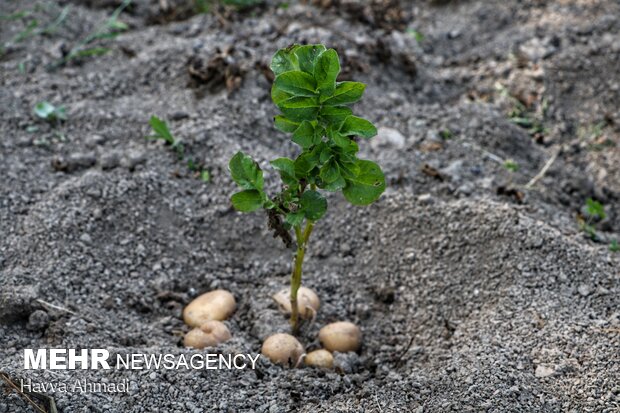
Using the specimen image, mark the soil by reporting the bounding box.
[1,0,619,412]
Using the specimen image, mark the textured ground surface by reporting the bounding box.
[1,0,619,412]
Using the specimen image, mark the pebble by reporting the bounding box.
[121,151,147,171]
[372,127,406,149]
[578,284,591,297]
[417,193,434,205]
[27,310,49,331]
[80,233,93,243]
[51,153,97,173]
[100,152,121,170]
[535,365,555,378]
[169,111,189,121]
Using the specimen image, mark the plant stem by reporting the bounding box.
[290,219,314,334]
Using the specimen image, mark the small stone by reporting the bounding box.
[530,237,544,249]
[52,153,97,173]
[417,193,434,205]
[519,37,557,61]
[577,284,591,297]
[340,242,351,254]
[535,365,554,378]
[121,151,146,171]
[27,310,50,331]
[372,127,406,149]
[0,286,37,322]
[80,233,93,243]
[100,152,121,170]
[169,111,189,121]
[441,160,464,181]
[88,134,106,147]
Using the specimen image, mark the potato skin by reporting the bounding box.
[261,333,304,367]
[272,286,320,319]
[184,320,232,349]
[318,321,361,353]
[183,290,236,327]
[305,349,333,368]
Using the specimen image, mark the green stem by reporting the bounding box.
[290,219,314,334]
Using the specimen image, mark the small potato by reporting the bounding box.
[304,349,333,369]
[183,289,236,327]
[272,286,320,319]
[319,321,361,353]
[261,333,304,367]
[184,320,231,349]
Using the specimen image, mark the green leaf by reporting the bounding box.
[585,198,606,220]
[322,174,346,192]
[34,101,55,119]
[274,71,317,97]
[285,211,305,227]
[328,127,359,153]
[321,81,365,106]
[330,131,351,148]
[73,47,111,58]
[340,116,377,138]
[271,47,299,76]
[274,115,299,133]
[294,152,318,179]
[231,190,263,212]
[108,20,128,31]
[300,190,327,220]
[229,151,264,191]
[338,158,361,179]
[277,96,320,122]
[319,146,333,163]
[271,84,293,105]
[148,116,175,144]
[315,49,340,95]
[270,157,297,186]
[343,160,385,205]
[34,101,67,122]
[320,106,352,125]
[292,121,320,148]
[319,158,340,183]
[294,44,326,74]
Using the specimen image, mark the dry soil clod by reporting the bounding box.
[261,333,304,368]
[183,320,232,349]
[319,322,362,353]
[183,289,236,327]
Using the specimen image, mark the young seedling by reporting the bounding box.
[228,44,385,333]
[503,159,519,173]
[0,5,69,58]
[585,198,606,221]
[494,82,547,140]
[579,198,606,240]
[610,240,619,253]
[147,115,184,159]
[47,0,130,70]
[439,128,453,140]
[33,101,67,122]
[407,28,425,43]
[501,159,519,189]
[147,116,210,180]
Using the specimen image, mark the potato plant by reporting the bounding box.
[229,44,385,332]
